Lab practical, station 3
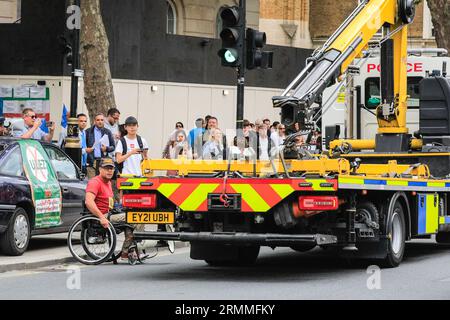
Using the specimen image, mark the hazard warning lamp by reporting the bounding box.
[298,196,339,211]
[122,193,157,209]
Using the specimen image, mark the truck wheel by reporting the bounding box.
[0,207,31,256]
[205,246,260,267]
[290,244,316,252]
[380,201,406,268]
[436,232,450,244]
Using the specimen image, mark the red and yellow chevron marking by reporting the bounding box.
[118,177,338,212]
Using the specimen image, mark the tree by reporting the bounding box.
[80,0,116,122]
[415,0,450,52]
[426,0,450,52]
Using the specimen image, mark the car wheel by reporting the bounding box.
[0,207,31,256]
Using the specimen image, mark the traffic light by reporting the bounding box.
[64,44,73,66]
[59,35,73,66]
[246,28,273,70]
[218,6,244,68]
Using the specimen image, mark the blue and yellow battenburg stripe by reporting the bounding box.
[339,176,450,191]
[418,194,439,235]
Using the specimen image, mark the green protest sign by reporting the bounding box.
[18,140,62,228]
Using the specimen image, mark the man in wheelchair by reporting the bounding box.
[85,158,147,260]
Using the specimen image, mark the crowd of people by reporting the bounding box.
[2,107,323,177]
[161,115,322,162]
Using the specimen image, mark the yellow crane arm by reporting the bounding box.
[273,0,415,136]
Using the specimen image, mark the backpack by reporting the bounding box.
[116,135,144,174]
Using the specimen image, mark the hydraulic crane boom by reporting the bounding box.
[273,0,416,151]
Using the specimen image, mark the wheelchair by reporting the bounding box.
[67,210,163,265]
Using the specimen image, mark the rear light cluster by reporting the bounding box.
[298,196,339,211]
[122,193,157,209]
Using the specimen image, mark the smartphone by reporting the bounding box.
[46,121,54,128]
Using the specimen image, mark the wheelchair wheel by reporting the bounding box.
[67,215,116,265]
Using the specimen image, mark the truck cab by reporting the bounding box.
[321,49,450,140]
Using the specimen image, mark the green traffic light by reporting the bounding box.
[218,48,238,65]
[224,50,237,63]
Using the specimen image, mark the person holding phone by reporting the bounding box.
[15,108,55,142]
[115,116,149,176]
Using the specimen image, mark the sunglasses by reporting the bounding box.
[176,125,183,128]
[26,115,36,119]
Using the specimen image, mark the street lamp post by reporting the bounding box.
[64,0,82,168]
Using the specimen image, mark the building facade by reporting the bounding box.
[167,0,259,37]
[309,0,436,48]
[159,0,437,49]
[0,0,440,157]
[0,0,20,23]
[259,0,312,48]
[0,0,311,158]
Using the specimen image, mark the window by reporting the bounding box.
[0,146,24,177]
[364,77,423,109]
[167,0,177,35]
[0,0,21,24]
[43,146,78,180]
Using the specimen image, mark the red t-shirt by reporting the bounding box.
[86,176,114,215]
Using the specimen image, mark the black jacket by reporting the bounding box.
[85,126,115,166]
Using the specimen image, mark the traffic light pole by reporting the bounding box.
[64,0,82,168]
[236,67,245,131]
[236,0,246,146]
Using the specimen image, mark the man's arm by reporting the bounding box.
[85,192,109,228]
[44,122,56,143]
[20,119,42,139]
[116,139,141,164]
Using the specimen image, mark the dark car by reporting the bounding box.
[0,137,86,256]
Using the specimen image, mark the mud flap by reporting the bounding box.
[339,238,389,259]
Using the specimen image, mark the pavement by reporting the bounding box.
[0,232,189,273]
[1,239,450,299]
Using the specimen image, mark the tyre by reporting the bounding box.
[379,201,406,268]
[205,246,260,266]
[356,201,379,229]
[67,216,116,265]
[0,207,31,256]
[290,244,316,252]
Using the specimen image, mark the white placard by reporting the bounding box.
[13,87,30,98]
[0,86,13,98]
[30,86,46,99]
[3,100,19,113]
[100,134,110,147]
[25,100,44,113]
